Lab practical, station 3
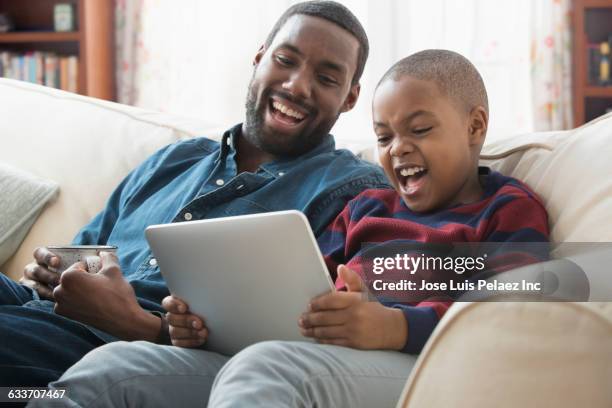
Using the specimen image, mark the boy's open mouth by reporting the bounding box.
[395,165,428,195]
[268,97,309,128]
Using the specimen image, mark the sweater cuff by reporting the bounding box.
[393,305,439,354]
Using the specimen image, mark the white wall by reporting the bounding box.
[125,0,538,152]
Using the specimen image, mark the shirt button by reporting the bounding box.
[184,212,193,221]
[149,258,158,267]
[278,172,285,176]
[216,179,225,186]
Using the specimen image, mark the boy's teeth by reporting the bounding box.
[400,167,425,177]
[272,101,305,120]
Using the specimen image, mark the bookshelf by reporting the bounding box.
[0,0,115,100]
[572,0,612,126]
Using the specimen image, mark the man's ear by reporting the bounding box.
[340,83,361,113]
[253,45,266,66]
[468,106,488,146]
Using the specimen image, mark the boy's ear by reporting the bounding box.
[340,83,361,113]
[253,45,266,66]
[468,106,488,146]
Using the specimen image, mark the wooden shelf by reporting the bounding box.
[581,0,612,7]
[572,0,612,126]
[0,31,80,43]
[584,86,612,97]
[0,0,114,101]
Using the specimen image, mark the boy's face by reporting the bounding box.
[373,76,484,212]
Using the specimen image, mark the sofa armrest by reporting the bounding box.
[396,301,612,408]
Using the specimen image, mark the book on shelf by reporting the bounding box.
[0,50,78,92]
[587,43,602,86]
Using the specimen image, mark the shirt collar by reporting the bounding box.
[219,123,337,177]
[217,124,241,159]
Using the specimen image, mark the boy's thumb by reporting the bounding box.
[338,264,364,292]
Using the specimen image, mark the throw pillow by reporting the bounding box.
[0,162,59,266]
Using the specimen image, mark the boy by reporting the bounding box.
[296,49,549,354]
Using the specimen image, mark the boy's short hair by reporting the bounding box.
[265,1,369,86]
[378,49,488,115]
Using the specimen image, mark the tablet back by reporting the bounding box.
[145,210,334,355]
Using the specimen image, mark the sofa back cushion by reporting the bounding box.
[0,79,223,280]
[480,112,612,243]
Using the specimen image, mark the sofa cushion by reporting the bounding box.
[480,112,612,243]
[0,163,59,266]
[0,79,224,280]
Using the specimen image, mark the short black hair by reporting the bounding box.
[378,49,489,115]
[265,1,368,85]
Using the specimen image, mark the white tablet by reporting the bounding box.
[145,210,335,355]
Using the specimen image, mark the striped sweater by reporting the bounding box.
[317,168,549,353]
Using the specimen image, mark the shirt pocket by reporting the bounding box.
[220,197,273,217]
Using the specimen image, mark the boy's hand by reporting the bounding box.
[298,265,408,350]
[162,295,208,348]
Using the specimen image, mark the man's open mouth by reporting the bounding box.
[395,165,428,195]
[268,97,309,127]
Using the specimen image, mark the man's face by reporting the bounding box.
[244,15,360,157]
[373,76,482,213]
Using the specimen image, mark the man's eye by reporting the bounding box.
[318,74,338,86]
[413,126,432,135]
[275,55,293,66]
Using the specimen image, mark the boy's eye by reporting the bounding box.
[275,55,294,66]
[413,126,432,135]
[376,135,392,145]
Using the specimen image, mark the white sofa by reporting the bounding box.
[1,78,611,407]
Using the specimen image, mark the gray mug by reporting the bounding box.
[46,245,118,275]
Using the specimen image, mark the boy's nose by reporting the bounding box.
[282,71,312,100]
[390,138,415,156]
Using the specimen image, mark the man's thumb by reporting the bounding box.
[98,251,121,276]
[337,264,363,292]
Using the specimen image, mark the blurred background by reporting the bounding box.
[1,0,611,151]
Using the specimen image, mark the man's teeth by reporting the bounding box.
[400,167,426,177]
[272,101,305,120]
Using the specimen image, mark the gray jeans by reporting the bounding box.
[29,340,416,407]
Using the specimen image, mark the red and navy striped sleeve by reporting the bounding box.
[318,200,352,282]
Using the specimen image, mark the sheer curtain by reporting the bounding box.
[115,0,572,151]
[530,0,573,131]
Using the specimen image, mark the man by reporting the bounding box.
[0,1,387,388]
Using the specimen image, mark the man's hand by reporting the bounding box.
[20,247,62,300]
[298,265,408,350]
[162,295,208,348]
[53,251,160,341]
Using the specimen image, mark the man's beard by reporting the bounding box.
[243,78,337,157]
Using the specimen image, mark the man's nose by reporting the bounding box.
[281,70,312,100]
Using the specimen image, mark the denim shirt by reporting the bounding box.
[72,124,389,310]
